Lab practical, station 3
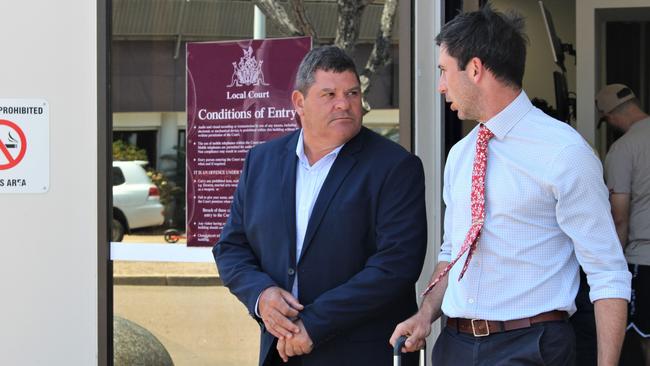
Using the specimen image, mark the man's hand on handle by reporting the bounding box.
[390,261,449,353]
[258,286,304,340]
[390,312,432,353]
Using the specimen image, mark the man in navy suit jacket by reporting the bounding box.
[214,46,427,366]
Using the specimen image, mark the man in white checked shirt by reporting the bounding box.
[390,4,631,366]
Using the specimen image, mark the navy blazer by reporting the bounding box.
[214,127,427,366]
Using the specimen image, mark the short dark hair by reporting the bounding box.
[435,3,528,88]
[294,46,360,94]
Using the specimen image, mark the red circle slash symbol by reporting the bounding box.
[0,119,27,170]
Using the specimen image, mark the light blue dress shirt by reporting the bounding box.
[292,130,344,297]
[255,129,343,315]
[440,91,631,320]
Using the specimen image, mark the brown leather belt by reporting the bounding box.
[446,310,568,337]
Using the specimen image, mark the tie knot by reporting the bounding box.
[478,124,494,141]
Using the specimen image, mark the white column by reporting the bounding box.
[414,0,445,349]
[254,5,266,40]
[576,0,599,147]
[159,112,180,174]
[0,0,98,364]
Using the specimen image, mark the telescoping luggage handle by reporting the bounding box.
[393,335,426,366]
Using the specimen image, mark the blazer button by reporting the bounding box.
[287,268,295,276]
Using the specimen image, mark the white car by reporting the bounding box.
[112,161,165,241]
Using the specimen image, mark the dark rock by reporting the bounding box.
[114,316,174,366]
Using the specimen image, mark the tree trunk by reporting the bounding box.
[290,0,318,41]
[360,0,398,111]
[251,0,398,113]
[334,0,372,52]
[252,0,302,36]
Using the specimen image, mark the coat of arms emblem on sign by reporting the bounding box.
[227,46,269,87]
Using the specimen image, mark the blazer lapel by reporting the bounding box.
[298,128,365,261]
[281,132,299,268]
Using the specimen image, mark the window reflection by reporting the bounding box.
[111,1,401,364]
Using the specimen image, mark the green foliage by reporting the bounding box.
[112,140,148,161]
[380,127,399,143]
[160,144,186,228]
[146,170,183,207]
[367,126,399,143]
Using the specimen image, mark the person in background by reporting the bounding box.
[597,83,650,366]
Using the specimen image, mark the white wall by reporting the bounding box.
[493,0,577,111]
[0,1,98,364]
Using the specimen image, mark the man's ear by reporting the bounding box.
[292,90,305,116]
[467,57,484,83]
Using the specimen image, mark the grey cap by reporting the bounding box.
[595,84,636,114]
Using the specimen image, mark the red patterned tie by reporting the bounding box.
[422,124,494,296]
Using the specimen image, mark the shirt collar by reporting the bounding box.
[296,129,344,167]
[483,90,533,140]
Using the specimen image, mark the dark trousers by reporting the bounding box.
[570,269,597,366]
[263,338,420,366]
[432,321,575,366]
[264,348,302,366]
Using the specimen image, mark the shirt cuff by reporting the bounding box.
[254,293,262,318]
[588,270,632,302]
[437,250,451,263]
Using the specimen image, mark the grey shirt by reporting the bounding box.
[604,117,650,265]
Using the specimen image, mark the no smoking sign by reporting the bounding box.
[0,99,49,193]
[0,119,27,170]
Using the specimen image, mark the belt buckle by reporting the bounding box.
[471,319,490,337]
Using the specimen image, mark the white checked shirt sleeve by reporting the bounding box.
[547,143,632,302]
[439,151,455,263]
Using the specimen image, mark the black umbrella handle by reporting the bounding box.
[393,336,407,366]
[393,335,426,366]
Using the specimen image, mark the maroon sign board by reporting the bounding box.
[186,37,311,247]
